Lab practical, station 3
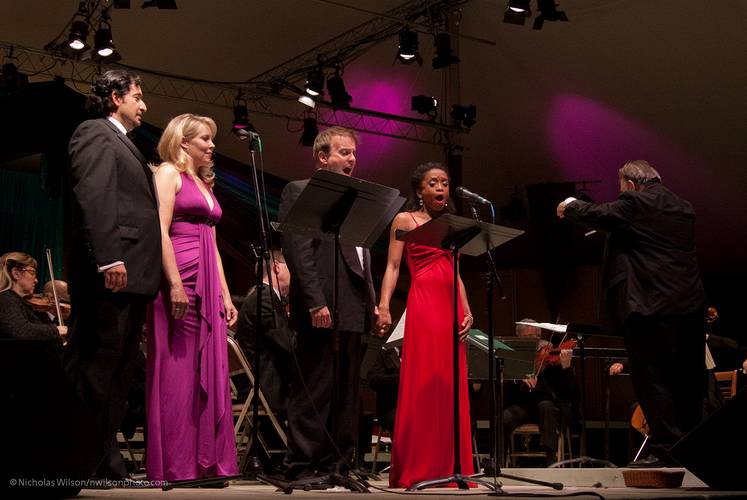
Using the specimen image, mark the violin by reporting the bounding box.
[25,294,71,321]
[534,337,577,375]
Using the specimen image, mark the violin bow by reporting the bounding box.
[45,248,64,327]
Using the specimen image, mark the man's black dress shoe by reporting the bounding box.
[627,454,672,468]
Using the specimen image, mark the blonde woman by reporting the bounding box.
[146,114,237,483]
[0,252,65,340]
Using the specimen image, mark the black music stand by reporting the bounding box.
[400,214,541,493]
[278,169,404,492]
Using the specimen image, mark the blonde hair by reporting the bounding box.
[312,126,358,162]
[157,113,217,188]
[0,252,37,292]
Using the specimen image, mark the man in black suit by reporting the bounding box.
[235,249,295,412]
[557,160,706,467]
[279,126,377,481]
[64,69,161,479]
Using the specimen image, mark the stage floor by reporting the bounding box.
[38,469,747,499]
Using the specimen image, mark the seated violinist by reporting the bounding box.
[0,252,67,341]
[503,319,576,466]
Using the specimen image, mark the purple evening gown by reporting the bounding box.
[146,173,237,481]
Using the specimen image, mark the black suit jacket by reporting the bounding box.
[278,179,377,333]
[68,118,161,297]
[235,285,296,410]
[564,182,705,330]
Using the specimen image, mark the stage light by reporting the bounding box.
[141,0,177,8]
[94,26,114,57]
[397,28,419,63]
[298,94,316,109]
[533,0,568,30]
[327,73,352,110]
[503,0,530,26]
[508,0,530,12]
[411,95,439,115]
[68,20,89,50]
[299,115,319,147]
[304,67,324,97]
[450,104,476,128]
[432,33,459,69]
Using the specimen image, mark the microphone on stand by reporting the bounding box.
[455,186,492,206]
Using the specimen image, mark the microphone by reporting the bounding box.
[455,186,492,206]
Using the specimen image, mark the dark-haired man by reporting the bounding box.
[557,160,706,467]
[64,69,161,479]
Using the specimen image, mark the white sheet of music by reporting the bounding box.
[384,309,406,348]
[515,321,568,333]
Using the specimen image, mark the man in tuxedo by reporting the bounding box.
[64,69,161,480]
[235,249,296,413]
[557,160,706,467]
[279,126,377,481]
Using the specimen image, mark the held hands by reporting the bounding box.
[104,264,127,293]
[224,296,238,327]
[375,306,391,337]
[311,305,332,329]
[459,313,474,342]
[170,283,189,320]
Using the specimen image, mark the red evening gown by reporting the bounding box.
[388,214,474,488]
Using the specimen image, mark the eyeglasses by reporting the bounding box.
[20,267,37,277]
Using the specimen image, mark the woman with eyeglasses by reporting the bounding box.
[0,252,67,340]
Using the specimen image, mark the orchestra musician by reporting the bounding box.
[503,319,575,466]
[0,252,67,341]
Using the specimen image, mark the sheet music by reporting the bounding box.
[516,321,568,333]
[384,309,406,348]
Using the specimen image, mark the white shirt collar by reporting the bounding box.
[107,116,128,135]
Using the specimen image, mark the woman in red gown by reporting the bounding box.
[376,162,474,488]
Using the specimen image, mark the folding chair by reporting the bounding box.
[227,336,287,469]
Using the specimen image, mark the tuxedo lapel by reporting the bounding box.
[102,120,156,203]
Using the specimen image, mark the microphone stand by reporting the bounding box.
[467,203,562,492]
[242,132,272,482]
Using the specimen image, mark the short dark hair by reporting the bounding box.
[404,161,455,212]
[86,69,142,117]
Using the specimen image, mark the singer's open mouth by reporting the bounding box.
[342,167,352,174]
[435,194,445,202]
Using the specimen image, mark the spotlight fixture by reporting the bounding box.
[411,95,439,115]
[141,0,177,8]
[432,33,459,69]
[397,28,419,64]
[450,104,477,128]
[94,13,115,58]
[298,93,316,109]
[508,0,530,12]
[503,0,530,26]
[304,67,325,97]
[299,115,319,147]
[68,20,89,50]
[327,72,352,110]
[533,0,568,30]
